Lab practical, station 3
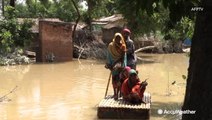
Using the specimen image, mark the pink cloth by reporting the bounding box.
[125,66,131,72]
[122,28,131,34]
[119,66,131,80]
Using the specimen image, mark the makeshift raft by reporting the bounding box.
[97,92,151,119]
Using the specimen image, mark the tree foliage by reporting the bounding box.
[13,0,196,42]
[81,0,114,31]
[15,0,80,22]
[164,17,194,41]
[15,0,115,29]
[15,0,114,23]
[116,0,162,34]
[116,0,197,39]
[0,6,34,54]
[50,0,79,22]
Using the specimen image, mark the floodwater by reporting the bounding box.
[0,54,189,120]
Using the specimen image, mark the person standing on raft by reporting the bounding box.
[105,33,127,100]
[122,28,137,70]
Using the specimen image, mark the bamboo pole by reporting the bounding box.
[104,72,112,98]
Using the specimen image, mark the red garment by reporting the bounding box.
[121,79,131,97]
[132,84,146,99]
[121,78,140,97]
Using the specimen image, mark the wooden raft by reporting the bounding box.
[97,92,151,119]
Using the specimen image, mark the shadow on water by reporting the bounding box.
[94,57,159,65]
[138,54,156,59]
[137,53,162,64]
[137,59,158,64]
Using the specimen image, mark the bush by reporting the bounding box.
[0,6,34,54]
[0,29,14,53]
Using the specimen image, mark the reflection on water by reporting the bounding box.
[0,54,189,120]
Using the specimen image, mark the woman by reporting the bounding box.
[105,33,127,100]
[121,69,148,104]
[119,66,131,97]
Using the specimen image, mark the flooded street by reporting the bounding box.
[0,54,189,120]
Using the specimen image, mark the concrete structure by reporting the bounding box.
[37,20,73,62]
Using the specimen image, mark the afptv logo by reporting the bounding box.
[191,7,204,12]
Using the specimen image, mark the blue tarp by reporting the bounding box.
[183,38,191,46]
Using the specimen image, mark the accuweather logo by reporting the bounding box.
[157,109,196,115]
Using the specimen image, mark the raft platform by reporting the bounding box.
[97,92,151,119]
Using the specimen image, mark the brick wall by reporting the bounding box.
[37,20,73,62]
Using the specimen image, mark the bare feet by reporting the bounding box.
[113,94,118,100]
[141,100,146,104]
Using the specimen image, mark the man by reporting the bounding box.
[122,28,137,70]
[105,33,127,100]
[121,69,148,104]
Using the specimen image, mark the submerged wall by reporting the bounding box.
[36,20,73,62]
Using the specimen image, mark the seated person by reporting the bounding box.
[119,66,131,97]
[121,69,148,104]
[119,66,131,83]
[131,80,148,104]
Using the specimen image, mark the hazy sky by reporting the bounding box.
[17,0,25,4]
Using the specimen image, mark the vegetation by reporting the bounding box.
[14,0,114,22]
[1,1,212,120]
[14,0,195,44]
[15,0,79,22]
[0,0,196,62]
[164,17,194,42]
[116,0,195,41]
[0,6,34,54]
[1,0,196,55]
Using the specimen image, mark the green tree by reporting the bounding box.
[164,17,194,44]
[0,6,34,53]
[16,0,48,18]
[116,0,161,35]
[116,0,196,37]
[16,0,82,22]
[15,0,115,25]
[83,0,114,31]
[52,0,82,22]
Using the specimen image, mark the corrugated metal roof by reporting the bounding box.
[93,14,123,22]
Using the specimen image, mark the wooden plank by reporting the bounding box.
[97,92,151,119]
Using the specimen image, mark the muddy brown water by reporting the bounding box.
[0,54,189,120]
